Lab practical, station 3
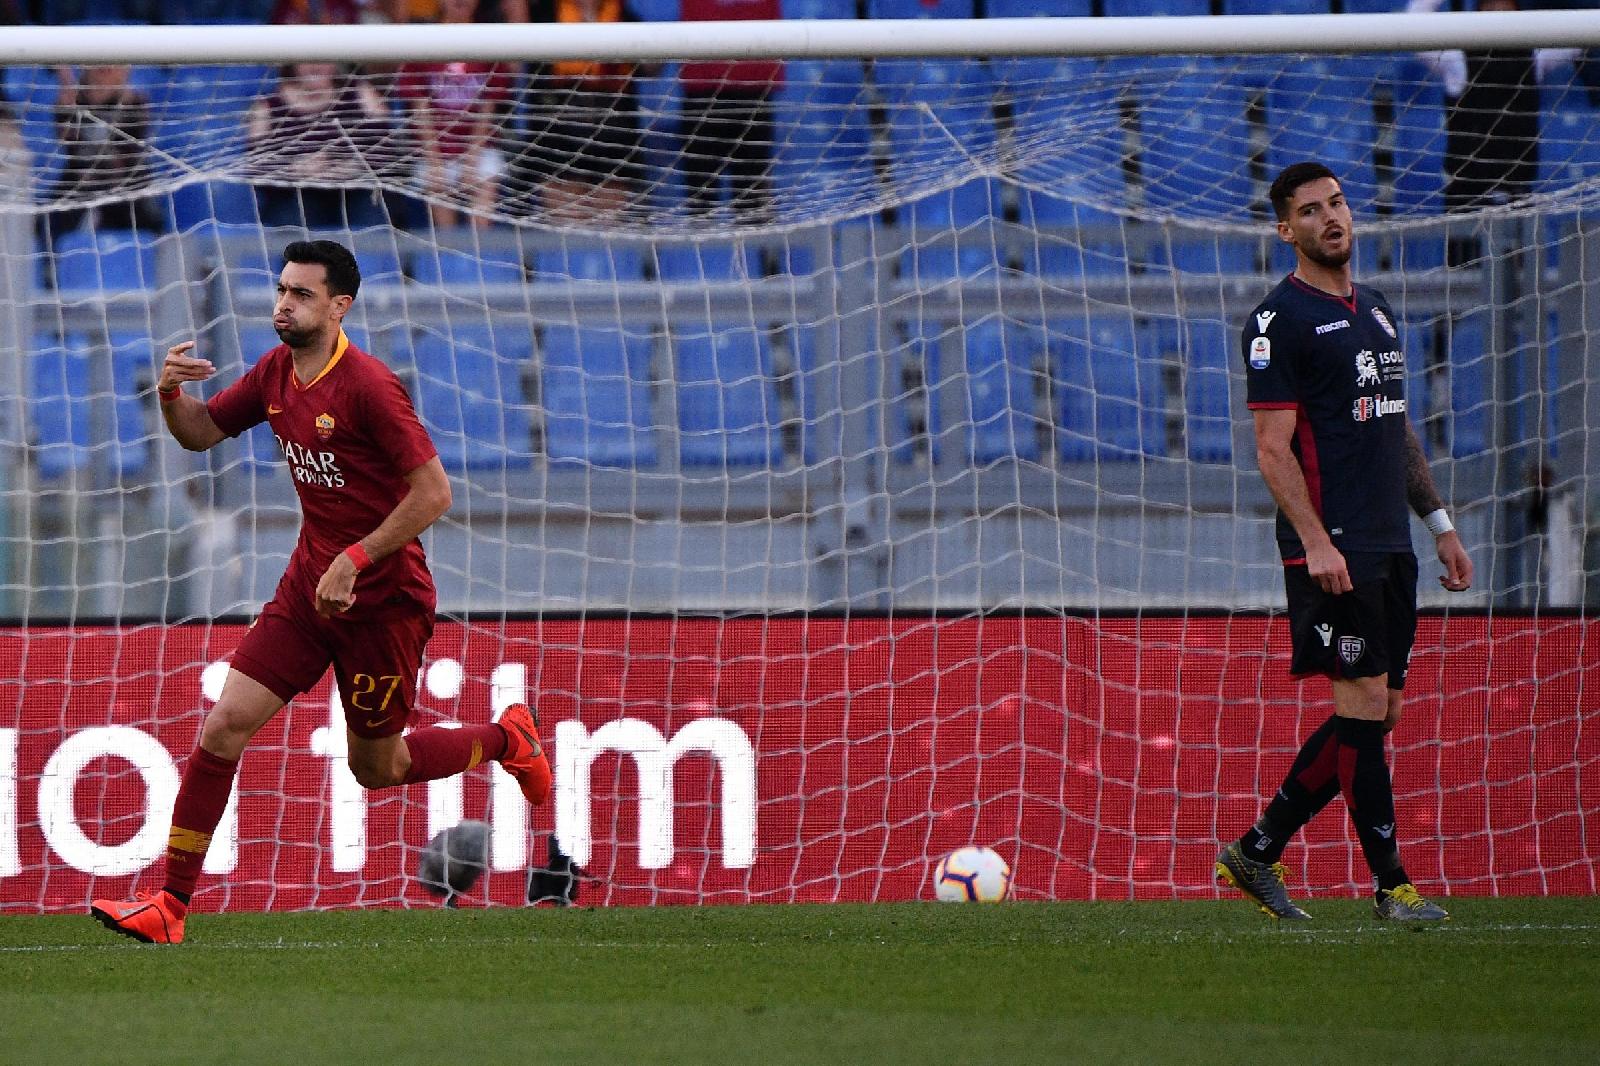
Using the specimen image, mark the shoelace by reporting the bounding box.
[1388,884,1425,907]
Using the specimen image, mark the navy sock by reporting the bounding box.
[1239,714,1342,863]
[1334,715,1409,889]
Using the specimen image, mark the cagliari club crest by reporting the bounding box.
[1338,635,1366,665]
[1370,307,1396,339]
[315,413,336,441]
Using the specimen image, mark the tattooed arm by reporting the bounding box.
[1405,422,1474,592]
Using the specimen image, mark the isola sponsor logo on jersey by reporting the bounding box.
[276,434,347,488]
[1351,395,1407,422]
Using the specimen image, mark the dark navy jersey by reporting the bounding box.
[1242,274,1413,561]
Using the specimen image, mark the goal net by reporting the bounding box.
[1,15,1596,911]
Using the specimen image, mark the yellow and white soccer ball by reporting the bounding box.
[933,845,1012,902]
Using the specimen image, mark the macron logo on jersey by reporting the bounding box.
[1315,319,1351,335]
[1255,311,1276,333]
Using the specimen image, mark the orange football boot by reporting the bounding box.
[90,889,187,944]
[499,702,552,806]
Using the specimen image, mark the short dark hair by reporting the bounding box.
[1269,161,1340,221]
[282,239,361,299]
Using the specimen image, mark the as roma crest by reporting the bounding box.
[315,412,336,441]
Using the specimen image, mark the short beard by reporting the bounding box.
[274,322,319,349]
[1301,241,1352,269]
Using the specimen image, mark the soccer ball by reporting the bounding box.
[933,845,1012,902]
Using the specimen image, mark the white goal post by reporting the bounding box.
[1,14,1597,911]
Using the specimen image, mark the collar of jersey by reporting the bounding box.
[291,330,350,392]
[1287,273,1358,314]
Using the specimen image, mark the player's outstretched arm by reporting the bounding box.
[314,457,452,617]
[1403,421,1473,592]
[157,341,227,452]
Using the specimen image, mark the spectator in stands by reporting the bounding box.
[0,103,29,209]
[1408,0,1577,212]
[39,64,169,248]
[516,0,651,222]
[396,0,517,227]
[270,0,365,22]
[247,62,396,229]
[677,0,781,224]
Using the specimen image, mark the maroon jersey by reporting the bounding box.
[208,331,439,621]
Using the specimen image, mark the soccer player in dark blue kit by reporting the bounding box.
[1216,162,1475,922]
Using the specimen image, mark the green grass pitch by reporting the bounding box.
[1,897,1596,1065]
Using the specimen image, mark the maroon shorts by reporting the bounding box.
[231,592,434,739]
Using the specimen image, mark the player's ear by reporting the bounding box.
[330,294,354,320]
[1275,219,1294,245]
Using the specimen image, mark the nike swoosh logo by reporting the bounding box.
[511,721,542,758]
[366,715,391,729]
[268,404,283,415]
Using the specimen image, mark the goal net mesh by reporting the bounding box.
[0,44,1595,910]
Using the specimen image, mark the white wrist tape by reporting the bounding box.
[1423,508,1455,537]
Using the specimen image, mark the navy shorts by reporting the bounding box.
[1284,550,1418,690]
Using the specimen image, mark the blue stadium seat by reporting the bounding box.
[1146,318,1233,464]
[1049,317,1166,461]
[1222,0,1327,12]
[412,328,533,473]
[899,181,1002,282]
[1019,190,1129,277]
[2,66,67,190]
[1138,60,1254,217]
[107,333,154,478]
[886,331,942,465]
[1339,0,1402,11]
[30,334,92,480]
[1397,232,1448,272]
[172,181,263,230]
[962,320,1043,464]
[413,245,527,287]
[1387,58,1447,213]
[1102,0,1208,17]
[1443,313,1490,458]
[652,241,763,281]
[674,326,783,466]
[786,326,829,465]
[350,246,404,288]
[630,0,679,19]
[235,326,286,468]
[998,57,1119,191]
[1541,65,1600,193]
[1166,230,1262,275]
[535,243,647,284]
[1403,314,1489,459]
[781,0,856,15]
[878,60,997,186]
[1264,58,1380,209]
[150,64,270,160]
[51,228,159,294]
[987,0,1092,14]
[772,60,875,219]
[867,0,972,16]
[539,325,658,468]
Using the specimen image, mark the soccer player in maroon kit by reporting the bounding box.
[92,240,551,944]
